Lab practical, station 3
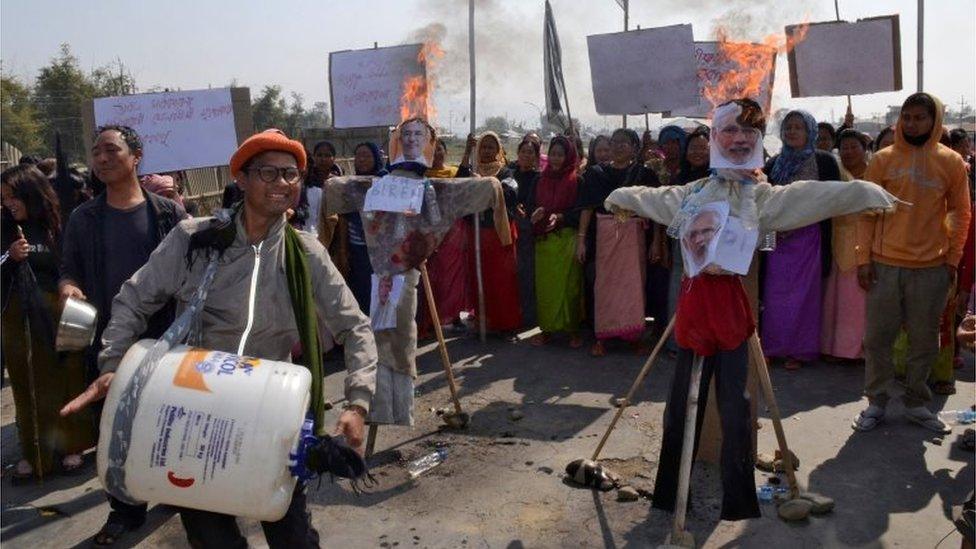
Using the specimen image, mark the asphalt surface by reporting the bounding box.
[1,328,973,548]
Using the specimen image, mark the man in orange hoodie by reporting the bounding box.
[853,93,972,433]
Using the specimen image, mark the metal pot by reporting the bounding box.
[56,297,98,352]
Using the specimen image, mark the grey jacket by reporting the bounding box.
[98,212,377,411]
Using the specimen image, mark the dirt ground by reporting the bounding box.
[1,329,973,548]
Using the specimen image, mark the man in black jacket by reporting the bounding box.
[58,125,185,546]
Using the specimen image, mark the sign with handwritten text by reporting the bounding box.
[363,175,425,213]
[93,88,238,174]
[329,44,425,128]
[671,41,776,119]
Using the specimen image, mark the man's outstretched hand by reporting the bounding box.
[61,372,114,416]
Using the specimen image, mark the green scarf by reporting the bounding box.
[284,224,325,435]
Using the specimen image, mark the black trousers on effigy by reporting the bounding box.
[651,341,761,521]
[179,484,320,548]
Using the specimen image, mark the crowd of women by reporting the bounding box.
[299,111,975,395]
[1,108,973,484]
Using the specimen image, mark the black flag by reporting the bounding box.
[544,0,572,132]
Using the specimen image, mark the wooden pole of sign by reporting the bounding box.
[747,331,800,498]
[917,0,924,92]
[833,0,853,112]
[621,0,629,129]
[469,0,487,343]
[591,314,675,461]
[420,262,465,416]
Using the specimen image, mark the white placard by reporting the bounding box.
[586,24,699,115]
[713,216,759,275]
[787,15,902,97]
[330,44,426,128]
[671,41,776,119]
[363,175,425,213]
[370,274,405,331]
[94,88,239,175]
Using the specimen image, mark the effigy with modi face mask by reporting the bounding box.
[323,117,512,427]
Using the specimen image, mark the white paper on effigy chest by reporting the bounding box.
[370,274,405,331]
[363,175,425,213]
[712,216,759,275]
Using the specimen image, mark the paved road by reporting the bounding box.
[2,330,973,548]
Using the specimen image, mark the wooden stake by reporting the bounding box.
[419,262,464,415]
[365,424,378,458]
[747,331,799,498]
[591,314,676,460]
[671,353,705,544]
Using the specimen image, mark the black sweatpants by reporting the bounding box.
[651,341,760,521]
[179,484,320,548]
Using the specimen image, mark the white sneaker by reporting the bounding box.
[904,406,951,434]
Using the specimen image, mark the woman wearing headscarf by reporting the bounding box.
[2,165,94,480]
[344,142,388,313]
[574,135,611,336]
[420,138,470,335]
[822,129,871,362]
[514,138,542,329]
[531,136,583,347]
[314,141,353,281]
[761,110,840,370]
[657,125,688,184]
[457,132,522,335]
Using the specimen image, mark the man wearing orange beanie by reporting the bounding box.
[63,129,377,547]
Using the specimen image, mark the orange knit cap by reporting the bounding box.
[229,129,307,175]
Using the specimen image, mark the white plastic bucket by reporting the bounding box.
[97,340,311,521]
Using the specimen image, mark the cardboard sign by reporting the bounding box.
[93,88,241,174]
[586,24,699,115]
[787,15,902,97]
[363,175,425,213]
[671,41,776,119]
[330,44,426,128]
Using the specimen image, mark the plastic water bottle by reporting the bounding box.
[424,182,442,225]
[938,410,976,425]
[757,485,774,502]
[408,449,448,478]
[759,231,777,252]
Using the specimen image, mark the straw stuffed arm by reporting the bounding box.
[322,176,378,216]
[429,176,512,245]
[756,179,900,233]
[604,184,691,226]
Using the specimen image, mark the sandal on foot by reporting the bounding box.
[530,333,550,347]
[784,359,803,371]
[60,454,85,475]
[852,405,886,431]
[590,341,606,357]
[93,517,143,547]
[931,381,957,395]
[10,460,34,485]
[569,335,584,349]
[904,406,951,434]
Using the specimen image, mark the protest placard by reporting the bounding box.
[363,175,426,213]
[586,24,698,115]
[671,41,776,118]
[787,15,902,97]
[92,88,249,174]
[330,44,426,128]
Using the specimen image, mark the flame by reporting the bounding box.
[400,40,444,122]
[703,22,810,112]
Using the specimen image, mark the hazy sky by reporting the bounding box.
[2,0,974,134]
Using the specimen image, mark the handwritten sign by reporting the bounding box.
[787,15,902,97]
[93,88,239,175]
[586,25,698,115]
[363,175,425,213]
[330,44,425,128]
[671,41,776,119]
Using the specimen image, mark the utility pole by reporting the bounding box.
[622,0,629,129]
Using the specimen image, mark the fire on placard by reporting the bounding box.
[400,41,444,122]
[703,23,810,111]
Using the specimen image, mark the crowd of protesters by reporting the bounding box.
[1,91,974,545]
